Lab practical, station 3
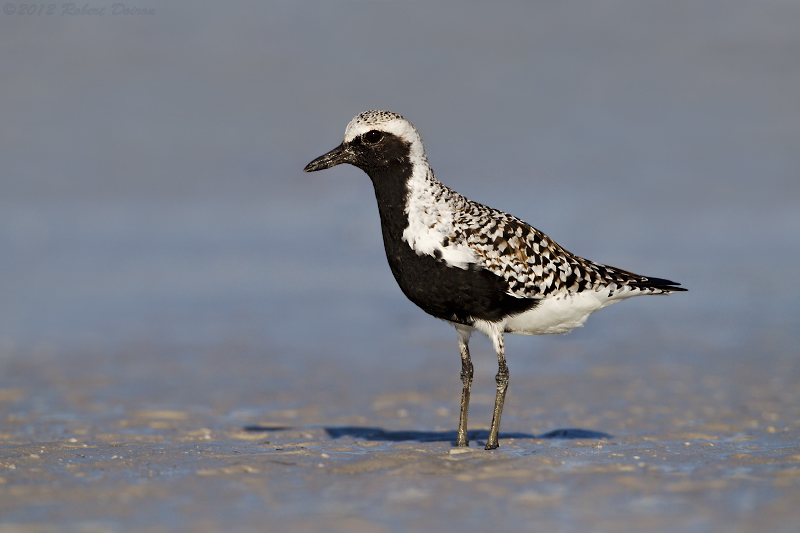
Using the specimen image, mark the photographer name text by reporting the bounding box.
[4,3,155,16]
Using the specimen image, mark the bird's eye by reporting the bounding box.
[363,130,383,144]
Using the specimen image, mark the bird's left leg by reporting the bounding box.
[485,327,508,450]
[455,325,473,447]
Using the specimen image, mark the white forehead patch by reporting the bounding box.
[343,110,423,150]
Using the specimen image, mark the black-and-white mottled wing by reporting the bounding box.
[451,198,684,300]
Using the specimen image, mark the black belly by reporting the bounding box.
[381,230,538,325]
[365,159,537,326]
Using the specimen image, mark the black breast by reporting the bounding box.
[358,136,537,325]
[381,234,539,325]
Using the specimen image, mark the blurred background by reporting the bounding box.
[1,0,798,420]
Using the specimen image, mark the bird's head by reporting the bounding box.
[303,110,427,175]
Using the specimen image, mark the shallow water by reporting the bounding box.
[1,1,800,532]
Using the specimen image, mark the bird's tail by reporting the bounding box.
[629,276,687,293]
[601,263,688,294]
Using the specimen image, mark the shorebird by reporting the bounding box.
[304,110,686,450]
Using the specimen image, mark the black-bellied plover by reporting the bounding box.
[304,110,686,450]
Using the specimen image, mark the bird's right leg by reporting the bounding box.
[485,327,508,450]
[455,326,473,447]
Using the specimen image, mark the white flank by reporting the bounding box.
[502,286,643,335]
[402,168,477,269]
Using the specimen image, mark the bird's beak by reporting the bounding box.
[303,143,352,172]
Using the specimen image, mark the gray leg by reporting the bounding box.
[485,330,508,450]
[455,326,473,447]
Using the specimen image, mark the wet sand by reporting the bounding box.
[2,338,799,532]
